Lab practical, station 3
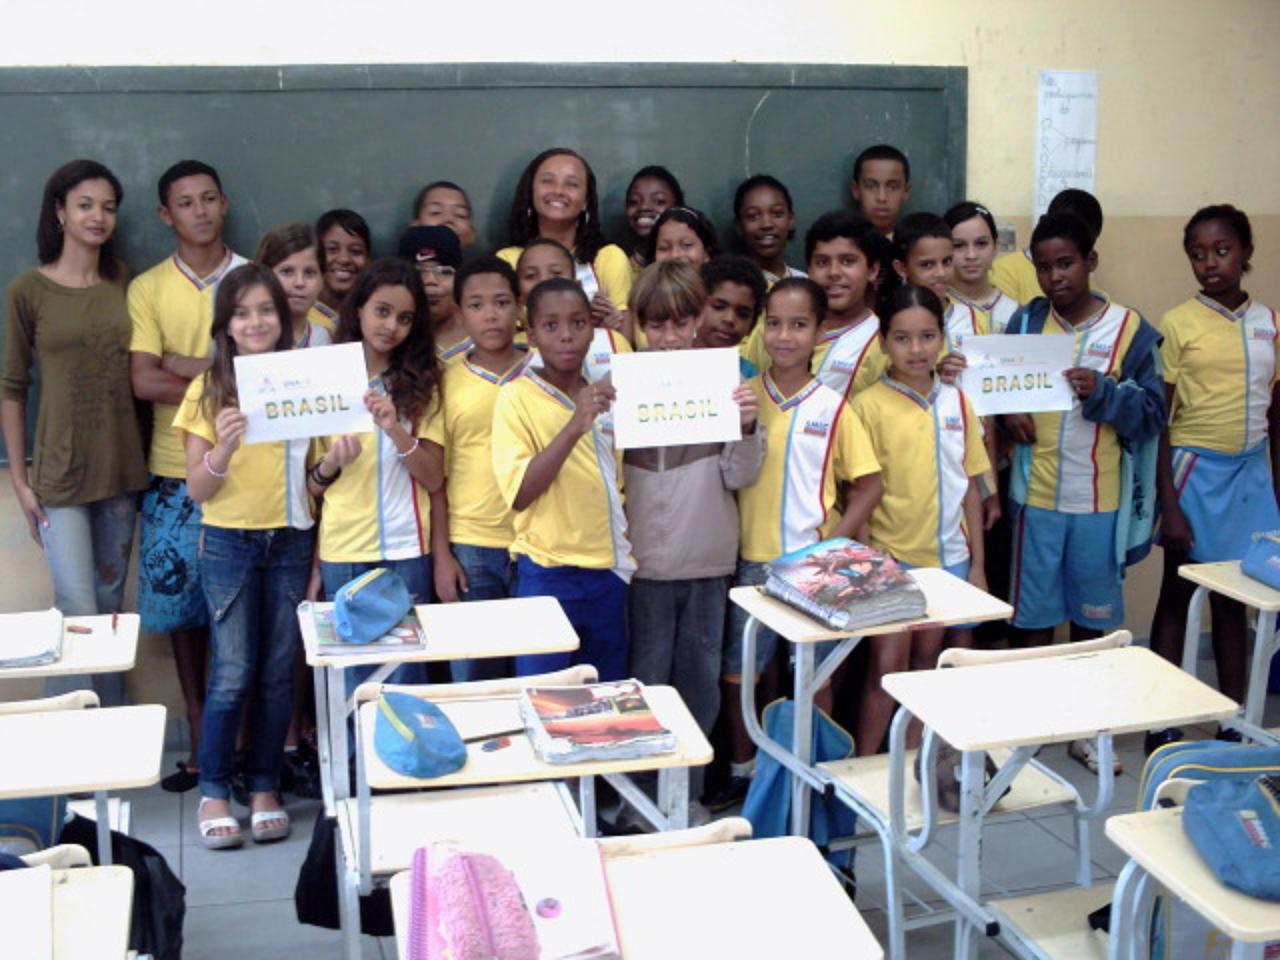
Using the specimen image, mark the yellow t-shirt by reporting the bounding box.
[943,296,990,353]
[852,377,989,567]
[425,350,531,549]
[491,370,635,575]
[172,374,313,530]
[990,249,1041,305]
[738,373,881,563]
[1161,295,1280,453]
[436,337,474,366]
[128,250,247,478]
[496,243,632,311]
[315,383,437,563]
[1024,297,1141,513]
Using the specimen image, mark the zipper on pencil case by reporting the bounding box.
[341,567,387,603]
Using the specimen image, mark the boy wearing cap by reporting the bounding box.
[398,224,468,365]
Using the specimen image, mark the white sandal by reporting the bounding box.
[250,807,291,844]
[197,797,243,850]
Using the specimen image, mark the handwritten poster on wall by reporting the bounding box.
[1034,70,1099,221]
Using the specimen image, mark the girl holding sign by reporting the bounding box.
[308,258,443,635]
[174,263,313,849]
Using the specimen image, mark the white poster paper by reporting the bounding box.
[959,335,1076,416]
[1033,70,1099,221]
[234,341,374,444]
[610,347,742,450]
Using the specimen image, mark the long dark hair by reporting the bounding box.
[37,159,125,280]
[335,259,441,425]
[201,263,293,419]
[506,148,607,265]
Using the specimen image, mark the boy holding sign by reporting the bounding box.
[492,277,635,680]
[1003,212,1164,771]
[623,261,763,752]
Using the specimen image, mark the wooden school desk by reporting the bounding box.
[298,596,579,811]
[388,836,885,960]
[0,704,166,866]
[729,567,1013,837]
[882,646,1239,960]
[0,613,140,680]
[1179,561,1280,727]
[1106,806,1280,960]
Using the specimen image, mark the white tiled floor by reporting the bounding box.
[115,671,1272,959]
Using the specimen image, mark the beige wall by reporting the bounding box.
[2,2,1269,705]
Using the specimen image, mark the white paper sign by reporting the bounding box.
[234,341,374,444]
[1034,70,1099,221]
[959,335,1076,416]
[610,347,742,450]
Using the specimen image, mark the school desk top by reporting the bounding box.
[881,646,1238,752]
[0,704,166,799]
[358,685,712,790]
[300,596,579,668]
[0,614,139,679]
[728,567,1013,643]
[1179,560,1280,612]
[54,865,134,959]
[1107,807,1280,943]
[389,836,884,960]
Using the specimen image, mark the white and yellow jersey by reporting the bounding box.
[852,375,989,567]
[812,312,888,402]
[951,288,1018,335]
[1162,295,1279,454]
[943,296,989,353]
[738,372,880,563]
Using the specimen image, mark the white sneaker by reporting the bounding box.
[1068,738,1122,775]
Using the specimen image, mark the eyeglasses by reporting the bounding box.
[415,263,456,278]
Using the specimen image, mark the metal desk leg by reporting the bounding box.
[312,665,335,814]
[1246,604,1278,727]
[94,789,112,866]
[328,665,351,802]
[953,749,985,960]
[1107,858,1144,960]
[1181,585,1209,676]
[790,642,817,837]
[580,776,597,837]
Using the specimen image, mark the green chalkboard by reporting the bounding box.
[0,61,966,463]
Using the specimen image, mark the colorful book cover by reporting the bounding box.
[310,604,426,654]
[763,538,927,630]
[519,680,676,764]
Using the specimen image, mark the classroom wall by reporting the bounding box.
[3,0,1274,708]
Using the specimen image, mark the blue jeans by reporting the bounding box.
[514,557,629,681]
[198,525,315,800]
[320,557,431,692]
[449,543,517,682]
[39,492,137,705]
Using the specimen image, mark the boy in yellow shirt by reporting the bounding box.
[492,277,635,679]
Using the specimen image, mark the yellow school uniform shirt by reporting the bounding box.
[425,350,531,549]
[496,243,632,311]
[1025,296,1141,513]
[990,249,1041,305]
[943,296,989,353]
[1161,295,1280,454]
[952,288,1019,335]
[308,303,337,334]
[128,250,247,478]
[491,369,635,576]
[740,316,887,402]
[738,372,880,563]
[436,337,474,366]
[314,382,437,563]
[172,374,313,530]
[852,376,989,567]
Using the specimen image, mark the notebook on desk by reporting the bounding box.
[0,608,63,668]
[307,603,426,656]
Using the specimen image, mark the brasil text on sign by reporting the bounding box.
[610,347,742,450]
[234,341,375,444]
[958,335,1076,416]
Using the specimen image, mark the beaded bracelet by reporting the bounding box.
[309,462,340,487]
[395,438,420,460]
[203,450,228,479]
